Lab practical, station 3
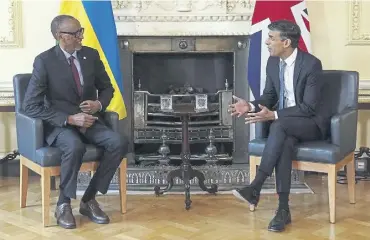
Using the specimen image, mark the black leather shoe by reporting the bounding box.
[54,203,76,229]
[268,208,291,232]
[79,199,110,224]
[231,186,260,207]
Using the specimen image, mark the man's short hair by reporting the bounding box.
[268,20,301,48]
[50,15,76,40]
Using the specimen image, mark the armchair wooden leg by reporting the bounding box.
[20,157,29,208]
[249,156,257,183]
[327,165,336,224]
[249,156,258,212]
[119,158,127,214]
[41,168,51,227]
[346,153,356,204]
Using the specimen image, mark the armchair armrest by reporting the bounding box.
[330,109,358,155]
[15,112,44,160]
[103,111,119,132]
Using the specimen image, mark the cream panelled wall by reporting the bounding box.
[307,1,370,78]
[0,0,370,156]
[306,1,370,148]
[0,0,59,156]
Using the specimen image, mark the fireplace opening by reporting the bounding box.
[132,51,235,166]
[133,52,234,94]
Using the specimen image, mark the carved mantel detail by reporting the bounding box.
[348,0,370,45]
[0,0,23,48]
[112,0,254,36]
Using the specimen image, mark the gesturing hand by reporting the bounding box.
[67,113,98,128]
[79,100,101,114]
[228,95,251,117]
[245,104,275,124]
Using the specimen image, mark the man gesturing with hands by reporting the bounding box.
[228,20,329,232]
[23,15,128,229]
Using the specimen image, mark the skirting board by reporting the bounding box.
[76,183,314,196]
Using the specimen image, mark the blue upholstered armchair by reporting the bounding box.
[13,73,127,227]
[248,70,359,224]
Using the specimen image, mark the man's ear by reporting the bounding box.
[284,39,291,48]
[55,33,62,42]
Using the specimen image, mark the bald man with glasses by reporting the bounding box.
[23,15,129,229]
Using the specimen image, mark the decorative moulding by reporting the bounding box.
[347,0,370,45]
[0,82,14,106]
[112,0,254,36]
[0,0,23,48]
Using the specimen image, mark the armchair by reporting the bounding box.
[13,73,127,227]
[248,70,359,224]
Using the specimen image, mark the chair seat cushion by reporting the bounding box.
[248,139,343,164]
[35,144,103,167]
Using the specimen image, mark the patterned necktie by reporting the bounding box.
[69,56,82,96]
[279,61,287,110]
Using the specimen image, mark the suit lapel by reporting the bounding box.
[293,50,304,91]
[55,46,80,97]
[55,45,70,68]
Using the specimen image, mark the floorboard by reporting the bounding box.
[0,174,369,240]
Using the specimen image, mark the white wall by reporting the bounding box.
[0,0,60,156]
[0,0,60,83]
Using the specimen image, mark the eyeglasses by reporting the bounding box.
[59,28,84,38]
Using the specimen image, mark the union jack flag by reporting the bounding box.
[248,0,311,101]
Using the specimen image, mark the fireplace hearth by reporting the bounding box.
[76,36,309,194]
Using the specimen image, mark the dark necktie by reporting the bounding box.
[69,56,86,133]
[69,56,82,96]
[279,61,287,110]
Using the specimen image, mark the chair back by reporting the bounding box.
[254,70,359,139]
[321,70,359,116]
[13,74,32,113]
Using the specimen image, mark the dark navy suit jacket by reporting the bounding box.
[23,46,114,145]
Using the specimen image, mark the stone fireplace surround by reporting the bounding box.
[76,0,311,194]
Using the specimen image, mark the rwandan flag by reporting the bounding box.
[60,0,127,119]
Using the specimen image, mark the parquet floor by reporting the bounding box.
[0,174,370,240]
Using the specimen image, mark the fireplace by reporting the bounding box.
[117,36,253,190]
[132,49,235,166]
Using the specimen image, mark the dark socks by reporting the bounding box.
[57,191,71,206]
[82,184,98,203]
[250,169,269,193]
[278,193,289,210]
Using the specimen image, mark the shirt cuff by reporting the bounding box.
[97,100,103,112]
[248,102,255,112]
[274,111,278,119]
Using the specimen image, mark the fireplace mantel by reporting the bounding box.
[112,0,254,36]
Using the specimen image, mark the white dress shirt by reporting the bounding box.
[249,48,298,119]
[60,46,84,86]
[281,48,297,109]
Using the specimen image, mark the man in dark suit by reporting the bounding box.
[229,20,329,232]
[23,15,128,229]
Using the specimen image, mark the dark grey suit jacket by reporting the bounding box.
[251,49,330,138]
[23,45,114,145]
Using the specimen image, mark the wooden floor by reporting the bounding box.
[0,175,370,240]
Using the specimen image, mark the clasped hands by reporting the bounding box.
[67,100,100,128]
[228,95,275,124]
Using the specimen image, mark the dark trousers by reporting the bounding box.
[258,117,322,194]
[51,122,128,199]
